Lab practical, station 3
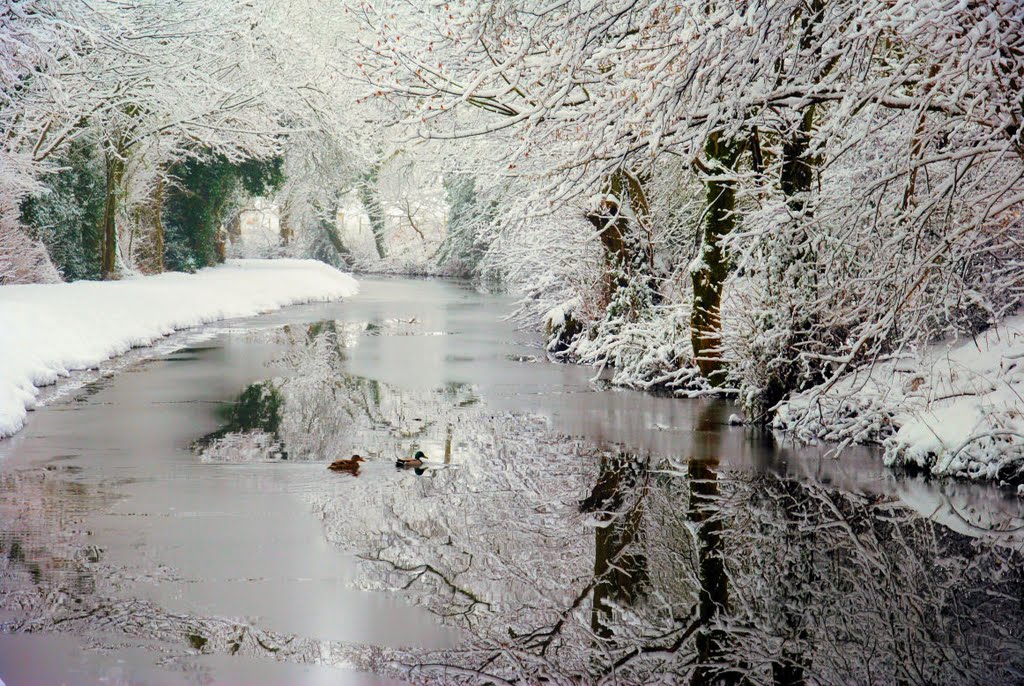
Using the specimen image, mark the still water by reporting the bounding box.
[0,277,1022,685]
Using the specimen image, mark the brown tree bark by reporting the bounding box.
[585,168,653,304]
[152,174,164,273]
[100,145,126,280]
[691,133,742,385]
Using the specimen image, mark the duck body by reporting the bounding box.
[328,455,365,472]
[396,450,426,468]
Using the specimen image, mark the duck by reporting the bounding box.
[328,455,365,472]
[396,450,426,468]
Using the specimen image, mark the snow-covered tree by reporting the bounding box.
[352,0,1024,429]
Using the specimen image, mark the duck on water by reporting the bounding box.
[327,455,365,472]
[396,450,427,468]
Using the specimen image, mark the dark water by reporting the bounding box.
[1,277,1022,685]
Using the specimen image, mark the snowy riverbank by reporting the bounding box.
[775,316,1024,491]
[0,259,358,439]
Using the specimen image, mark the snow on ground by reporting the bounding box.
[776,316,1024,489]
[0,259,358,439]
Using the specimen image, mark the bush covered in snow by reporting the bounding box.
[777,317,1024,486]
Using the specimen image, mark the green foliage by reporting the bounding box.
[193,380,287,458]
[228,381,284,436]
[437,174,491,277]
[163,153,284,271]
[19,141,104,281]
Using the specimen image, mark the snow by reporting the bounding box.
[0,259,358,439]
[542,297,580,334]
[776,315,1024,486]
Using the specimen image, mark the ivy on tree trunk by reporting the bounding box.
[152,174,164,273]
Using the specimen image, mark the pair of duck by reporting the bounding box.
[327,451,427,472]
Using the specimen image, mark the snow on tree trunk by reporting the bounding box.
[101,145,126,280]
[691,133,741,386]
[752,105,821,418]
[152,174,165,273]
[358,178,387,260]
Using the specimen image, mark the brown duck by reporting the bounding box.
[328,455,365,472]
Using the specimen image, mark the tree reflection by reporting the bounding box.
[193,323,480,464]
[581,452,650,639]
[687,403,739,686]
[170,323,1024,683]
[193,380,287,461]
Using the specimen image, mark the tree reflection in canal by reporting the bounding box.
[234,324,1024,685]
[192,321,479,465]
[686,404,737,686]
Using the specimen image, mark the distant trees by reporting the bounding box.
[28,0,286,278]
[438,174,491,277]
[163,154,284,272]
[271,131,361,269]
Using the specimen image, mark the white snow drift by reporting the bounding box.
[0,259,358,439]
[776,316,1024,487]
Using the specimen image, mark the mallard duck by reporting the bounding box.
[396,450,426,468]
[328,455,365,471]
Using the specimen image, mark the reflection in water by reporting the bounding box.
[194,380,287,461]
[194,321,480,467]
[583,454,649,641]
[2,279,1023,685]
[246,326,1023,684]
[180,315,1024,683]
[688,404,735,686]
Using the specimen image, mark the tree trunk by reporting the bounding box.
[691,133,742,385]
[358,184,387,259]
[212,203,227,264]
[214,224,227,263]
[780,106,816,211]
[279,198,294,247]
[585,168,654,305]
[776,103,818,296]
[756,105,820,417]
[280,215,293,246]
[101,146,126,280]
[152,174,164,273]
[748,1,828,420]
[901,66,940,213]
[322,214,354,266]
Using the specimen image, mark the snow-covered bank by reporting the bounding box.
[0,259,358,439]
[776,316,1024,490]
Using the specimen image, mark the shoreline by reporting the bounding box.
[0,259,358,440]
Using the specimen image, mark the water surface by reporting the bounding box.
[1,277,1022,685]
